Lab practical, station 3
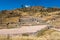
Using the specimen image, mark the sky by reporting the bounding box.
[0,0,60,10]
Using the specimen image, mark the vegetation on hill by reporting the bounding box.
[0,6,60,40]
[0,6,60,28]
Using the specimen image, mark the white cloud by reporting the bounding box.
[25,5,30,7]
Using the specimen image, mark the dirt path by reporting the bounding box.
[51,28,60,31]
[0,25,48,35]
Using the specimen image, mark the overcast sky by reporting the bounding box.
[0,0,60,10]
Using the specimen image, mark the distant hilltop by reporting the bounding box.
[0,6,60,28]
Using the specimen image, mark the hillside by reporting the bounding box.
[0,6,60,28]
[0,6,60,40]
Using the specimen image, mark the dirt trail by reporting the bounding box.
[0,25,48,35]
